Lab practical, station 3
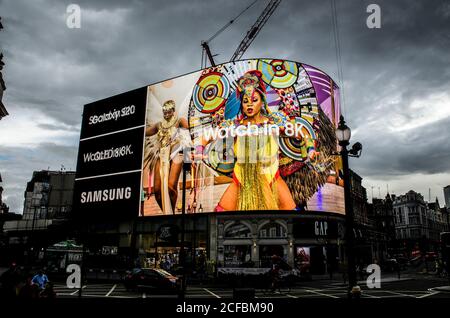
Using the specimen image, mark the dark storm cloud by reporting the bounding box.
[36,122,79,132]
[0,0,449,211]
[351,115,450,177]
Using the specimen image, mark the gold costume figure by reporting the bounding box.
[144,100,191,214]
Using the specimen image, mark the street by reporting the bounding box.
[53,276,450,299]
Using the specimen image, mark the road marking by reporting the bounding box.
[361,293,380,298]
[72,294,136,299]
[322,286,347,290]
[384,290,416,298]
[203,288,221,298]
[106,284,117,297]
[305,289,339,298]
[285,294,298,298]
[70,285,86,295]
[417,291,440,298]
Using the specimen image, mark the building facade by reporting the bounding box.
[2,170,76,264]
[22,170,75,221]
[393,190,450,254]
[0,173,10,214]
[78,211,346,277]
[213,212,345,274]
[0,17,8,120]
[444,185,450,208]
[367,194,396,259]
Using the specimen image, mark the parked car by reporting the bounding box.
[123,268,178,292]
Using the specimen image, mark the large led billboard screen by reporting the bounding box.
[74,59,344,219]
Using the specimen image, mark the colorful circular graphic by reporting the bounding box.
[278,117,316,161]
[257,59,299,89]
[279,137,303,161]
[205,140,234,175]
[294,117,316,140]
[193,72,230,113]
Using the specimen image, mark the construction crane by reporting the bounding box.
[201,0,259,67]
[230,0,281,62]
[201,0,281,67]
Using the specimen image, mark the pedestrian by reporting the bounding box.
[0,262,21,298]
[18,275,39,299]
[396,261,401,279]
[31,269,49,291]
[327,259,333,280]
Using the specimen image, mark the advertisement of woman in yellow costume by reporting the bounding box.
[196,70,319,212]
[141,59,342,216]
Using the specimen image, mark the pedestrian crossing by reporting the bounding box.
[52,282,446,299]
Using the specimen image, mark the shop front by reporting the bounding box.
[135,215,209,274]
[292,217,344,275]
[214,212,345,274]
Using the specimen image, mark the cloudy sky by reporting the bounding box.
[0,0,449,213]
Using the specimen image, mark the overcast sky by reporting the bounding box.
[0,0,449,213]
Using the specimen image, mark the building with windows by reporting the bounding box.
[393,190,450,254]
[21,170,75,221]
[367,194,396,259]
[0,173,9,214]
[393,190,427,254]
[2,170,76,264]
[214,212,344,274]
[444,185,450,208]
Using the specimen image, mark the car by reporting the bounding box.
[123,268,178,292]
[425,252,437,261]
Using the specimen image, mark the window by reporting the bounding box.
[398,210,404,224]
[224,222,251,238]
[224,245,252,267]
[259,222,287,238]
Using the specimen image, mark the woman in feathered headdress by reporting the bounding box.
[199,70,296,211]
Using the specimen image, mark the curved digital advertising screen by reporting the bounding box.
[74,58,345,219]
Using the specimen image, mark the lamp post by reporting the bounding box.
[336,115,361,298]
[28,206,38,265]
[178,147,191,299]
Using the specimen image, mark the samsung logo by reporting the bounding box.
[80,187,132,203]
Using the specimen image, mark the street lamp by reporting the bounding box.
[336,115,362,299]
[179,147,192,299]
